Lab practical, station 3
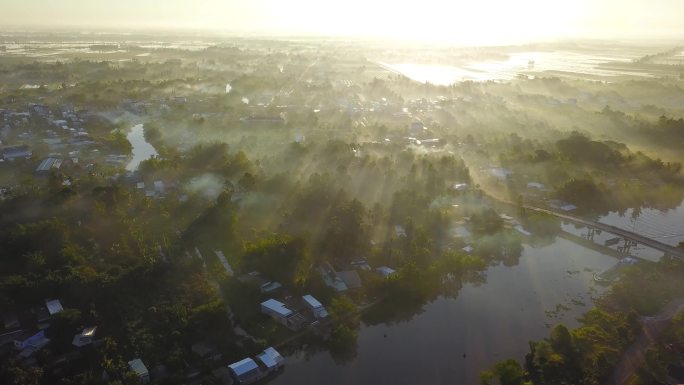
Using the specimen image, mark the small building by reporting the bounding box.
[462,245,474,254]
[394,225,407,237]
[527,182,545,190]
[14,330,49,351]
[376,266,397,278]
[45,299,63,316]
[35,157,64,175]
[302,295,328,319]
[261,299,293,325]
[128,358,150,384]
[560,204,577,212]
[228,357,265,385]
[1,145,32,161]
[319,266,348,292]
[453,183,468,192]
[261,299,306,331]
[260,281,282,293]
[72,326,97,347]
[351,259,371,271]
[256,347,284,373]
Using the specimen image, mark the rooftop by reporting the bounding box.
[376,266,397,278]
[261,299,293,317]
[45,299,63,315]
[228,357,259,376]
[256,347,284,370]
[302,294,323,309]
[128,358,149,377]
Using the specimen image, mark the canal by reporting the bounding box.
[125,123,158,171]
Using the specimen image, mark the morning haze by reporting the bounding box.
[2,0,684,43]
[1,1,684,385]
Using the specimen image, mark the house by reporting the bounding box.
[376,266,397,278]
[351,259,371,271]
[14,330,50,357]
[394,225,407,237]
[256,347,284,373]
[261,298,306,330]
[35,157,65,174]
[453,183,468,192]
[560,204,577,212]
[72,326,97,347]
[319,266,348,292]
[527,182,546,190]
[45,299,63,316]
[261,299,292,324]
[261,299,305,330]
[302,295,328,319]
[128,358,150,384]
[228,358,265,385]
[462,245,474,254]
[1,145,32,161]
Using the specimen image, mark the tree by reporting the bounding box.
[481,359,525,385]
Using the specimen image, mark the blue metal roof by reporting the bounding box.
[228,357,259,376]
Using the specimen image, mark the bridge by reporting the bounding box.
[521,205,684,260]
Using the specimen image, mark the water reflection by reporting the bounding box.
[269,237,614,385]
[599,200,684,247]
[125,123,158,171]
[380,50,649,85]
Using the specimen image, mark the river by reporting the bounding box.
[269,237,616,385]
[125,123,158,171]
[599,201,684,248]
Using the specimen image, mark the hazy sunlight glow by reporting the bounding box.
[1,0,683,44]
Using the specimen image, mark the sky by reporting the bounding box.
[1,0,683,45]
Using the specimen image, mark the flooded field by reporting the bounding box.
[380,49,659,84]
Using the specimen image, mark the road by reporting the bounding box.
[605,298,684,385]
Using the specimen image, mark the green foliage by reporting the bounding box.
[555,178,605,212]
[556,132,623,167]
[241,235,311,286]
[481,359,525,385]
